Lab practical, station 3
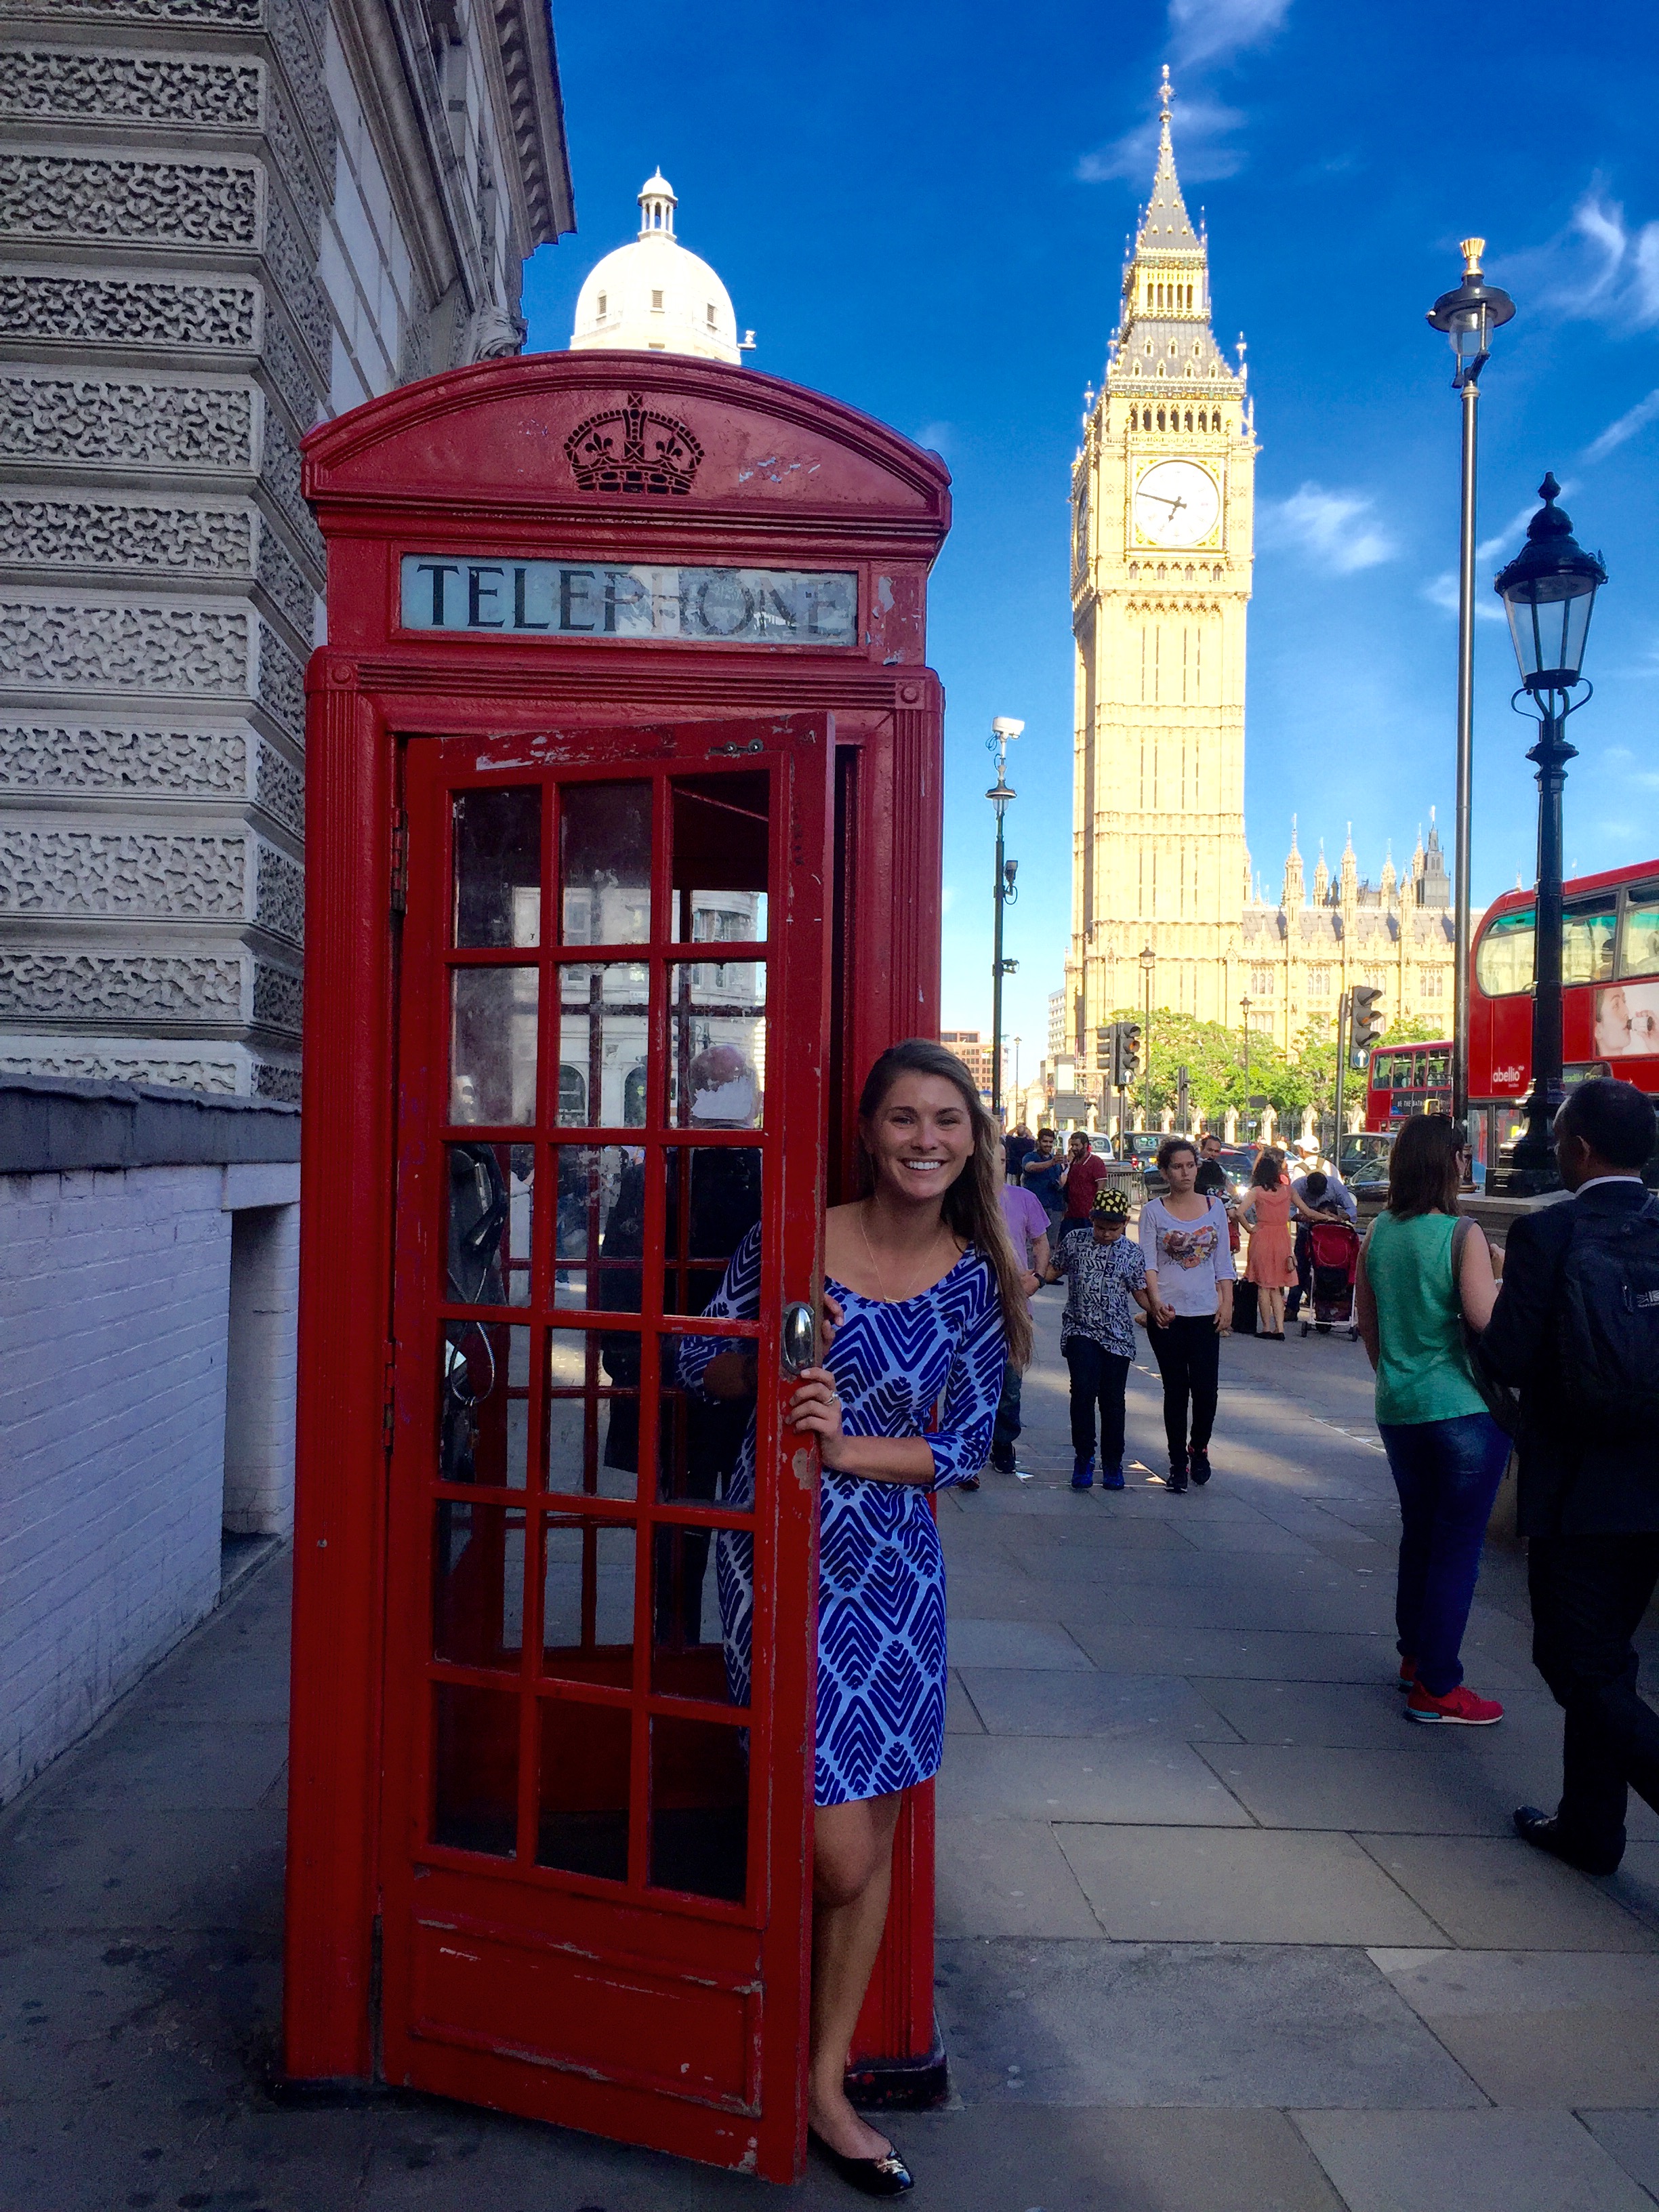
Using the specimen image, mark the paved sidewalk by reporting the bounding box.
[5,1288,1659,2209]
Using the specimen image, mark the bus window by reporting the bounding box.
[1563,902,1617,986]
[1475,907,1535,997]
[1422,1048,1450,1087]
[1618,889,1659,979]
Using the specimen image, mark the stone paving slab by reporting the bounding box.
[1580,2111,1659,2198]
[1354,1835,1659,1952]
[935,1938,1486,2108]
[957,1666,1241,1742]
[1194,1742,1555,1833]
[1062,1620,1406,1683]
[1292,2110,1655,2212]
[1054,1825,1447,1946]
[937,1733,1252,1825]
[947,1616,1094,1668]
[935,1814,1105,1938]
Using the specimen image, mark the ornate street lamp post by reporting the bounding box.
[1139,944,1155,1133]
[987,717,1023,1126]
[1240,994,1254,1140]
[1493,476,1606,1191]
[1427,240,1515,1130]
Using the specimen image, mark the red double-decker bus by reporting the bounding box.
[1363,859,1659,1182]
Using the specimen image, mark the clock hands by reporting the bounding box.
[1140,489,1187,516]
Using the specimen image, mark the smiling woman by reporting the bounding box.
[679,1037,1022,2192]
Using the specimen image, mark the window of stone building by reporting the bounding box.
[1250,966,1275,996]
[596,291,607,316]
[1308,965,1330,996]
[1421,969,1443,998]
[651,289,664,310]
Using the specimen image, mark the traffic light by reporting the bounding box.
[1119,1022,1143,1083]
[1349,984,1385,1059]
[1095,1024,1115,1074]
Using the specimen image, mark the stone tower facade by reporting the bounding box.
[0,0,572,1099]
[1066,71,1256,1049]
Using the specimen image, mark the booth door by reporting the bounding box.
[382,719,833,2180]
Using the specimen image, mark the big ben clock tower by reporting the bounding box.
[1067,69,1256,1048]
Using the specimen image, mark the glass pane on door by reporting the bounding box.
[454,786,541,947]
[446,1143,533,1305]
[560,781,651,945]
[451,968,538,1124]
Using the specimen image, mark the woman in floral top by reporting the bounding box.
[1049,1184,1151,1490]
[1139,1136,1235,1493]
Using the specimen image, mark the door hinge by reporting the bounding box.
[390,803,409,916]
[382,1340,397,1450]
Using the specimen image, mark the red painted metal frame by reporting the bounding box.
[286,354,951,2180]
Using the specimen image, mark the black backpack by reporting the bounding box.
[1558,1193,1659,1440]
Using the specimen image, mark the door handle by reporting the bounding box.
[780,1302,816,1377]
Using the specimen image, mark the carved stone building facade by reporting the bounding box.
[0,0,573,1098]
[1240,817,1462,1055]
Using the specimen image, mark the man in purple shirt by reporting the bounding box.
[990,1157,1050,1477]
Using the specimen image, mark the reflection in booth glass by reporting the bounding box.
[557,962,649,1127]
[433,1500,525,1669]
[453,786,541,947]
[560,781,651,945]
[668,970,765,1129]
[537,1697,630,1881]
[433,1681,518,1858]
[447,1142,532,1305]
[438,1321,528,1487]
[546,1329,636,1501]
[542,1515,635,1685]
[450,967,538,1124]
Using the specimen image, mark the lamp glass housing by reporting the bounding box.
[1500,569,1599,693]
[1448,300,1487,365]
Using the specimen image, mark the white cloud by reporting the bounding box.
[1258,483,1397,574]
[911,421,952,458]
[1076,0,1291,188]
[1423,571,1505,622]
[1078,94,1248,186]
[1169,0,1292,65]
[1586,388,1659,462]
[940,884,956,916]
[1496,188,1659,333]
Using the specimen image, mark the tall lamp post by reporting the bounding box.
[987,717,1023,1126]
[1427,239,1515,1130]
[1494,475,1606,1191]
[1240,994,1254,1140]
[1139,945,1155,1133]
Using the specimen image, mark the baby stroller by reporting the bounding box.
[1300,1217,1361,1340]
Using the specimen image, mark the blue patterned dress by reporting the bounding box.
[679,1225,1006,1806]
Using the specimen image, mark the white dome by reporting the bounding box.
[570,171,751,367]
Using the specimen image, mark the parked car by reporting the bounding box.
[1336,1130,1393,1204]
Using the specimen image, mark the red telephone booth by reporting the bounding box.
[284,354,951,2181]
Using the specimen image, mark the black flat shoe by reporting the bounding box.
[810,2129,914,2197]
[1513,1804,1622,1878]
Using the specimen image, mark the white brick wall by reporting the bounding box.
[0,1165,232,1803]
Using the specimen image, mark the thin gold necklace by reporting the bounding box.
[859,1200,947,1304]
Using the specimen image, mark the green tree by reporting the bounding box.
[1380,1013,1446,1047]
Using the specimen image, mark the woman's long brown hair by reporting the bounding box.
[853,1038,1033,1370]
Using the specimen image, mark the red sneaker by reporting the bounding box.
[1406,1682,1503,1725]
[1397,1657,1417,1690]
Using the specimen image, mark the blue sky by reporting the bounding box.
[525,0,1659,1060]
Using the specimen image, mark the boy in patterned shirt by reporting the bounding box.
[1048,1184,1151,1490]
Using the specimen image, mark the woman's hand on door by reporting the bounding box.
[785,1366,846,1458]
[819,1293,845,1351]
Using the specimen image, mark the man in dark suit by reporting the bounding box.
[1478,1077,1659,1875]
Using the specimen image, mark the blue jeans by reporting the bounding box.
[992,1360,1022,1462]
[1379,1412,1509,1696]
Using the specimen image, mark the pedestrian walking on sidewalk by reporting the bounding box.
[1022,1126,1067,1246]
[1049,1183,1152,1490]
[1240,1150,1312,1340]
[991,1147,1050,1477]
[683,1038,1027,2194]
[1057,1128,1109,1255]
[1354,1111,1507,1727]
[1475,1078,1659,1875]
[1140,1135,1235,1493]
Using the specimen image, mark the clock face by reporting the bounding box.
[1133,459,1221,549]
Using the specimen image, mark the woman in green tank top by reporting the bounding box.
[1356,1113,1508,1727]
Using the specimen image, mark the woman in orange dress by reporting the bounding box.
[1242,1151,1308,1340]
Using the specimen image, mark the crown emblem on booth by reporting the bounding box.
[564,392,705,495]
